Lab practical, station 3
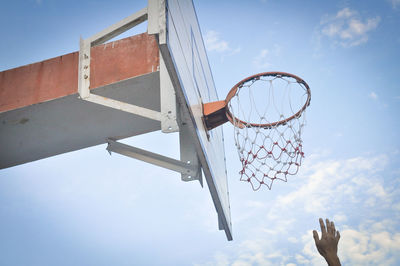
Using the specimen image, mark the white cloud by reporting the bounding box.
[369,91,378,100]
[253,49,271,69]
[340,227,400,265]
[204,30,229,52]
[294,254,311,265]
[333,213,348,223]
[389,0,400,9]
[252,45,281,69]
[214,252,230,266]
[204,30,241,55]
[298,221,400,266]
[367,91,389,108]
[393,202,400,212]
[320,8,380,47]
[193,252,231,266]
[337,7,356,18]
[299,231,326,265]
[194,153,399,265]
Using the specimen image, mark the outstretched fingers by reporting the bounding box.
[313,230,320,243]
[314,218,341,265]
[319,218,327,237]
[330,220,336,235]
[336,230,341,241]
[326,218,333,234]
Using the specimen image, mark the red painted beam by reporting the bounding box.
[0,33,159,113]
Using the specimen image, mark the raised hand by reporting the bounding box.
[313,218,341,266]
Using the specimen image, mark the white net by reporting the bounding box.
[227,73,310,191]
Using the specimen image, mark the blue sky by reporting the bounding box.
[1,0,400,265]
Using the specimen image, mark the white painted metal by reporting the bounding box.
[147,0,159,34]
[78,37,91,99]
[107,139,199,177]
[78,7,148,99]
[179,112,202,185]
[158,0,232,240]
[160,52,179,132]
[88,8,148,47]
[149,0,167,45]
[86,94,162,121]
[78,5,163,122]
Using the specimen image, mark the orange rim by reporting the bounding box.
[225,71,311,129]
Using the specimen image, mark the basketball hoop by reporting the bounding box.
[203,72,311,191]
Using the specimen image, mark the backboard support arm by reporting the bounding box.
[78,0,201,184]
[78,7,163,123]
[106,139,199,177]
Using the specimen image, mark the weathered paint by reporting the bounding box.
[0,33,159,113]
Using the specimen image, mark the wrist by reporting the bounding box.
[324,254,341,266]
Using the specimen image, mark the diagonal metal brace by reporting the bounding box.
[106,139,199,177]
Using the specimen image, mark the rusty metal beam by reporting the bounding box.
[0,33,159,113]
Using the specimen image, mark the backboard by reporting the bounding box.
[151,0,232,240]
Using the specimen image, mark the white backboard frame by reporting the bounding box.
[149,0,232,240]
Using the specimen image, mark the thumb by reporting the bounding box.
[313,230,319,243]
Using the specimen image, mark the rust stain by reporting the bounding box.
[90,33,159,89]
[0,33,159,113]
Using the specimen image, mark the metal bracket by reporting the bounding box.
[179,103,203,185]
[78,6,162,122]
[203,100,229,130]
[81,0,202,184]
[106,139,199,177]
[160,51,179,133]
